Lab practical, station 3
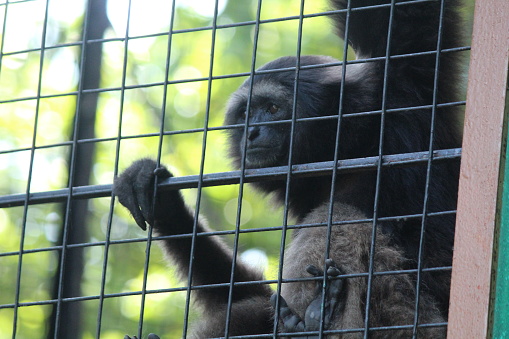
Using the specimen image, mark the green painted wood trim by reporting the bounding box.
[492,84,509,339]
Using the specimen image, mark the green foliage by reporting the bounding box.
[2,0,450,337]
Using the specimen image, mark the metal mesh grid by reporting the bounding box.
[0,0,472,338]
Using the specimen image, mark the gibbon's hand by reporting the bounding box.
[114,158,174,231]
[303,259,343,331]
[124,334,161,339]
[271,259,344,336]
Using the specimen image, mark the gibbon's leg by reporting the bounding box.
[114,159,273,337]
[272,259,344,338]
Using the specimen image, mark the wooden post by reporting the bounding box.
[447,1,509,338]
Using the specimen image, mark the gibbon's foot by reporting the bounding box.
[272,259,344,337]
[114,159,172,230]
[271,294,306,333]
[304,259,343,331]
[124,334,160,339]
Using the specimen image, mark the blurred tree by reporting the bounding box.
[46,0,110,337]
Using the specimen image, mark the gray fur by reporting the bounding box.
[280,203,445,338]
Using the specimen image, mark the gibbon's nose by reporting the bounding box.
[247,126,260,141]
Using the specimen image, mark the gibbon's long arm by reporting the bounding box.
[114,159,273,337]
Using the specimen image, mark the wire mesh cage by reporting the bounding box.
[0,0,474,338]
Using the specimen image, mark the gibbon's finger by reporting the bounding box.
[144,166,174,225]
[114,176,147,231]
[323,260,344,327]
[133,164,172,227]
[270,293,292,319]
[326,265,341,277]
[153,166,172,179]
[324,280,344,327]
[304,298,322,331]
[129,182,149,230]
[271,294,306,332]
[306,265,322,277]
[269,293,279,308]
[132,162,158,227]
[325,258,341,276]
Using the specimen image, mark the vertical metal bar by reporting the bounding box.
[230,0,264,336]
[223,0,249,333]
[447,0,509,338]
[363,1,396,337]
[0,0,9,78]
[321,1,351,336]
[53,0,93,336]
[11,0,50,338]
[271,0,306,336]
[411,1,446,336]
[180,1,219,337]
[95,0,132,336]
[132,1,178,337]
[117,2,154,338]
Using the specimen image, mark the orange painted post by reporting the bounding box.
[447,1,509,338]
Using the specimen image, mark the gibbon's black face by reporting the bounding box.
[225,80,294,168]
[224,55,342,169]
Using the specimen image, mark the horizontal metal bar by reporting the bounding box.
[0,264,452,310]
[0,100,466,157]
[0,148,461,208]
[1,0,442,57]
[0,209,456,258]
[0,45,469,107]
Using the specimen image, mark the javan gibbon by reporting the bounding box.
[115,0,463,337]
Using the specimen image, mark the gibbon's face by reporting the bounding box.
[224,55,343,170]
[225,80,295,168]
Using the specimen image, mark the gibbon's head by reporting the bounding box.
[224,55,342,170]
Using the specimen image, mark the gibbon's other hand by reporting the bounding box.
[272,259,344,335]
[124,333,161,339]
[303,259,343,331]
[114,158,172,231]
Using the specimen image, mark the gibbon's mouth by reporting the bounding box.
[244,146,282,168]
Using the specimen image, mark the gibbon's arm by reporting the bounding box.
[114,159,272,307]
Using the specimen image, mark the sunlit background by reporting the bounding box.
[0,0,476,337]
[0,0,348,337]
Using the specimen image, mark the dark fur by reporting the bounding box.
[115,0,463,337]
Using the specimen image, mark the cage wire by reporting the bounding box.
[0,0,471,338]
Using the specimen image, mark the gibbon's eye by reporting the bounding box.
[268,104,279,114]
